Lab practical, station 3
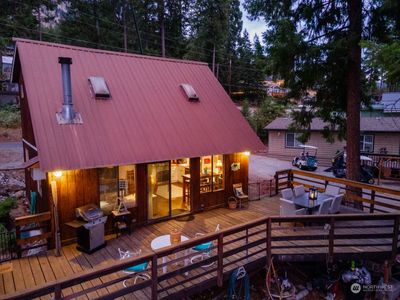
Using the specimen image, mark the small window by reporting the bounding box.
[285,132,302,148]
[180,84,199,101]
[360,134,374,153]
[200,155,224,193]
[88,76,111,99]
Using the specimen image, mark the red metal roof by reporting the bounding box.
[14,38,264,172]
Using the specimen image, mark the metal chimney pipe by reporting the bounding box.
[58,57,76,122]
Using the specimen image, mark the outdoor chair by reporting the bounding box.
[315,198,333,215]
[118,248,150,287]
[281,188,294,200]
[279,198,307,216]
[191,224,220,268]
[233,183,248,208]
[325,185,340,196]
[330,194,344,214]
[293,185,305,197]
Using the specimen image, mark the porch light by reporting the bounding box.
[243,151,251,156]
[53,170,63,178]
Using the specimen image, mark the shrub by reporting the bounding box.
[0,105,21,128]
[0,197,16,221]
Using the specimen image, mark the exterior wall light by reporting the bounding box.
[53,171,63,178]
[243,151,251,156]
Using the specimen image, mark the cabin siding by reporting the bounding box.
[374,133,400,155]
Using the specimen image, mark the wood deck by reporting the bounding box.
[1,197,399,299]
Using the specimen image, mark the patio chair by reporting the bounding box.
[279,198,307,216]
[281,188,294,200]
[325,185,340,196]
[330,194,344,214]
[315,198,333,215]
[293,185,305,197]
[191,224,220,267]
[233,183,248,208]
[118,248,150,287]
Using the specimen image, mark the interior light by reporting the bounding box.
[54,170,63,178]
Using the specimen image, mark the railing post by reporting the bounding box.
[266,218,272,268]
[370,190,375,213]
[151,255,158,300]
[217,233,224,287]
[392,216,400,260]
[328,217,335,262]
[274,173,278,196]
[54,284,62,299]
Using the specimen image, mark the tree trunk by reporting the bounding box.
[159,0,165,57]
[346,0,362,207]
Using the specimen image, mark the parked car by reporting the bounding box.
[292,145,318,171]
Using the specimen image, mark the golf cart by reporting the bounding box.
[292,145,318,171]
[332,153,376,184]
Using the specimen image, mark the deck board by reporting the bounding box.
[1,197,398,298]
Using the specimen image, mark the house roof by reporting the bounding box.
[14,38,264,172]
[381,92,400,113]
[265,117,400,133]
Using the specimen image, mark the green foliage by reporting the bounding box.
[0,105,21,128]
[241,99,251,121]
[0,198,16,222]
[250,97,285,140]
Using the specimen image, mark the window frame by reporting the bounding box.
[200,155,225,193]
[360,134,374,153]
[285,132,302,149]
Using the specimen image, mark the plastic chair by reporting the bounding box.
[281,188,294,200]
[191,224,220,267]
[293,185,305,197]
[279,198,307,216]
[118,248,150,287]
[316,198,333,215]
[330,194,343,214]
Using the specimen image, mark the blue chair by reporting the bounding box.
[190,224,220,268]
[118,248,150,287]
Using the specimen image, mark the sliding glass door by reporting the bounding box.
[147,159,190,221]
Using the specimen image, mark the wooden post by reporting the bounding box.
[217,233,224,287]
[151,255,158,300]
[370,190,375,213]
[54,284,62,299]
[384,260,391,284]
[274,173,278,196]
[328,217,335,262]
[266,218,272,267]
[50,180,61,257]
[392,216,399,260]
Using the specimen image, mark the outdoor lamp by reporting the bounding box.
[309,187,318,200]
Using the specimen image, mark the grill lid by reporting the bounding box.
[76,204,103,221]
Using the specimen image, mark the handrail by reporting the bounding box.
[5,212,400,300]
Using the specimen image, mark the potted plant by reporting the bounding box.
[228,197,237,209]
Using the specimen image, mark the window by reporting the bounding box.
[360,134,374,152]
[285,132,302,148]
[99,165,136,214]
[200,155,224,193]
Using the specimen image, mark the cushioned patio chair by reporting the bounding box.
[233,183,248,208]
[191,224,220,267]
[315,198,333,215]
[293,185,305,197]
[330,194,344,214]
[118,248,150,287]
[281,188,294,200]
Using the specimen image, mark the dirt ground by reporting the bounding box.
[0,127,22,142]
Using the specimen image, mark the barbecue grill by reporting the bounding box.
[68,204,107,253]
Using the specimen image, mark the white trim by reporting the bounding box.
[22,138,38,152]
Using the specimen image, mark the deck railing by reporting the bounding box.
[248,179,276,200]
[275,169,400,213]
[6,212,400,300]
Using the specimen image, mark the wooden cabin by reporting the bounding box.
[12,38,264,244]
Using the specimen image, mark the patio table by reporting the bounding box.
[293,192,332,214]
[151,234,189,274]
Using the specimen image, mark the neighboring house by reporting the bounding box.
[265,117,400,164]
[362,92,400,117]
[12,38,264,243]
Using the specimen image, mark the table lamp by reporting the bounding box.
[309,187,318,206]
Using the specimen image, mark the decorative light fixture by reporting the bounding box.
[309,186,318,206]
[53,170,63,178]
[243,151,251,156]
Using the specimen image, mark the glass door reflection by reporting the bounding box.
[148,162,171,220]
